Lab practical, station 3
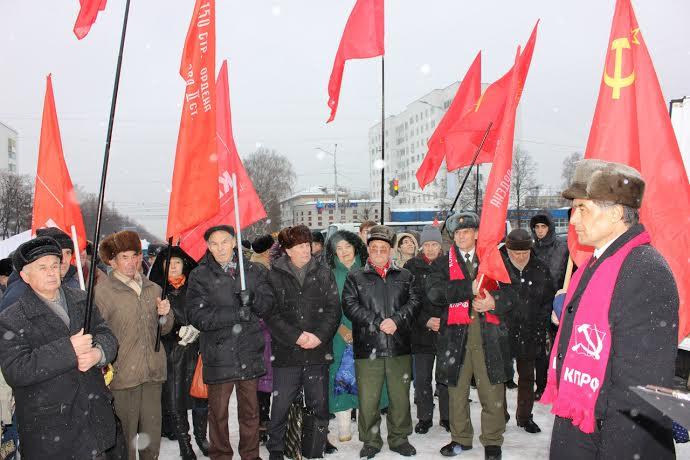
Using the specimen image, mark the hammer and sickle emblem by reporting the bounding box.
[571,324,604,360]
[604,37,635,100]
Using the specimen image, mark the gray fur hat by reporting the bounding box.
[367,225,396,247]
[446,211,480,236]
[562,159,645,209]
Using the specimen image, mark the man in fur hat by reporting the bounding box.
[0,236,119,458]
[95,230,174,460]
[342,225,420,459]
[431,211,510,460]
[543,159,678,459]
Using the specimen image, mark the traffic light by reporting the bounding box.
[388,178,399,197]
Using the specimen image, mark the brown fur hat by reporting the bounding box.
[562,159,645,209]
[99,230,142,264]
[277,225,313,249]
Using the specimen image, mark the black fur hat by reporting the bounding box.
[13,236,63,273]
[252,234,275,254]
[36,227,73,251]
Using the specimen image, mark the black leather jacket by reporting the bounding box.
[342,261,420,359]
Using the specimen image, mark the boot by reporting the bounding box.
[162,412,177,440]
[335,411,352,442]
[192,406,210,456]
[172,412,196,460]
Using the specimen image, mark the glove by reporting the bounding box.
[239,289,254,307]
[178,325,200,346]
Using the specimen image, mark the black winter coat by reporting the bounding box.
[265,256,341,367]
[552,224,677,456]
[0,270,27,313]
[530,213,569,291]
[404,255,446,354]
[342,262,420,359]
[187,251,273,385]
[0,287,119,459]
[498,247,555,360]
[428,245,512,386]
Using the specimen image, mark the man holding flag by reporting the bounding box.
[543,160,678,459]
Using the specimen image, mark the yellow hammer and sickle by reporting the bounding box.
[603,37,635,100]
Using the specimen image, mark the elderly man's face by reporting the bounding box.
[20,255,61,299]
[507,249,531,270]
[570,199,621,249]
[110,250,141,279]
[286,242,312,269]
[207,231,236,265]
[368,240,391,268]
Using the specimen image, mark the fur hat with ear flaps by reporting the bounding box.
[99,230,142,265]
[562,159,645,209]
[277,225,313,249]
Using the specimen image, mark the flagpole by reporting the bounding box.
[155,236,174,352]
[70,225,86,291]
[442,122,493,233]
[379,55,385,225]
[83,0,132,333]
[232,173,247,291]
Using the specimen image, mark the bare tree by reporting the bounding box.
[449,166,485,214]
[0,172,33,239]
[244,147,297,237]
[510,147,538,228]
[561,151,583,190]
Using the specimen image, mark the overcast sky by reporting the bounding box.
[1,0,689,238]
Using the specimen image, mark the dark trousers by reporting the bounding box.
[515,357,535,423]
[413,353,448,422]
[550,414,676,460]
[257,391,271,423]
[266,365,329,453]
[207,379,259,460]
[535,325,555,392]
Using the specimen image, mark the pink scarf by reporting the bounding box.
[447,247,499,325]
[540,231,651,433]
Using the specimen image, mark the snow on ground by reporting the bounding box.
[159,386,690,459]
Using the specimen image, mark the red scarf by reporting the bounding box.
[168,274,186,289]
[447,247,499,325]
[369,259,390,279]
[540,231,651,433]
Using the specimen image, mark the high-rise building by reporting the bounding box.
[0,121,18,173]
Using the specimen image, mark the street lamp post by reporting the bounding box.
[315,144,339,219]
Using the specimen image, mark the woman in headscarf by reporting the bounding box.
[149,246,208,460]
[326,230,389,443]
[392,232,419,268]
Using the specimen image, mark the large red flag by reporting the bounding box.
[179,61,267,261]
[476,26,538,284]
[32,75,87,251]
[326,0,384,123]
[166,0,219,240]
[416,52,481,190]
[73,0,107,40]
[577,0,690,340]
[445,22,538,172]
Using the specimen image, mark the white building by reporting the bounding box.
[280,186,390,230]
[369,83,460,210]
[0,121,18,173]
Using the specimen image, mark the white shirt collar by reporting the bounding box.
[461,248,475,261]
[593,234,620,259]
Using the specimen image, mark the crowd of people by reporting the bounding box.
[0,159,681,460]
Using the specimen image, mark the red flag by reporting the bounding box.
[166,0,218,240]
[416,52,481,190]
[32,75,87,251]
[577,0,690,340]
[476,25,538,284]
[179,61,267,261]
[73,0,107,40]
[326,0,384,123]
[445,22,538,172]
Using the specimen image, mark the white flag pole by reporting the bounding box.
[231,173,246,291]
[71,225,86,291]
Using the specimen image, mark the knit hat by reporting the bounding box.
[13,236,63,273]
[505,229,533,251]
[419,225,442,245]
[446,211,480,236]
[367,225,396,247]
[0,257,14,276]
[562,159,645,209]
[203,225,236,242]
[278,225,313,249]
[99,230,142,265]
[251,234,275,254]
[36,227,73,251]
[311,231,325,245]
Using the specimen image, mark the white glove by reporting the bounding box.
[178,325,200,346]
